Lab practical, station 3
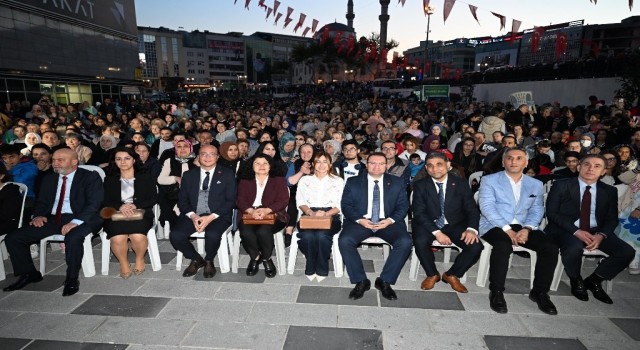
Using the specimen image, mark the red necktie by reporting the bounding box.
[579,185,591,231]
[55,176,68,224]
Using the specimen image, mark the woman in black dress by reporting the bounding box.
[102,147,157,278]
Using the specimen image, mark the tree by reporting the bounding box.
[616,49,640,105]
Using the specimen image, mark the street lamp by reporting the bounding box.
[423,5,435,79]
[344,69,354,81]
[236,74,246,88]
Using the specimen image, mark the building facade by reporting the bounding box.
[138,26,185,92]
[0,0,140,106]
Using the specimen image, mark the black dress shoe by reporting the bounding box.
[263,259,276,278]
[489,290,508,314]
[62,279,79,297]
[529,291,558,315]
[570,278,589,301]
[375,277,398,300]
[348,279,371,300]
[246,259,260,276]
[584,275,613,304]
[203,261,216,278]
[182,259,205,277]
[3,272,44,292]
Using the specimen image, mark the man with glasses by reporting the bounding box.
[380,140,410,186]
[339,152,412,300]
[555,151,580,177]
[169,145,236,278]
[333,140,365,180]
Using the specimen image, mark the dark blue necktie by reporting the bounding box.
[436,182,445,229]
[371,180,380,224]
[202,171,210,190]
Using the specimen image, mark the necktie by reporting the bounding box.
[579,185,591,231]
[202,171,210,191]
[55,176,67,224]
[436,182,445,229]
[371,180,380,224]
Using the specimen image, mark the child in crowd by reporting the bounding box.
[409,153,424,181]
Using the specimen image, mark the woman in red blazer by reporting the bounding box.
[236,154,289,277]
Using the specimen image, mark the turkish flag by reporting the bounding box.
[555,32,568,58]
[531,26,545,53]
[425,61,432,75]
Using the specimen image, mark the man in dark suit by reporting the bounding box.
[412,152,482,293]
[170,145,236,278]
[3,148,103,296]
[545,154,634,304]
[339,152,412,300]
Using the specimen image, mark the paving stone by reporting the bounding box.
[0,274,66,292]
[84,317,193,346]
[0,313,107,342]
[380,289,464,310]
[484,335,586,350]
[428,310,530,336]
[71,294,170,318]
[296,285,378,307]
[156,298,253,322]
[283,325,382,350]
[133,278,220,299]
[384,332,487,349]
[0,290,91,313]
[74,276,147,295]
[517,314,629,340]
[192,268,266,283]
[609,318,640,341]
[338,305,429,331]
[247,302,338,327]
[577,338,640,350]
[181,320,287,349]
[24,339,128,350]
[0,311,20,329]
[214,282,299,302]
[0,337,32,350]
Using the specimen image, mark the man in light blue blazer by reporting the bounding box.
[478,148,559,315]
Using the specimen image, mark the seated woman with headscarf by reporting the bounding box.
[157,139,197,228]
[89,134,118,169]
[218,141,241,174]
[279,132,296,165]
[19,132,41,156]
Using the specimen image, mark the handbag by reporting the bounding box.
[299,215,332,230]
[242,213,276,225]
[165,184,180,201]
[100,207,145,221]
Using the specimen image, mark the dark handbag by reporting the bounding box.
[299,216,332,230]
[242,213,276,225]
[165,184,180,201]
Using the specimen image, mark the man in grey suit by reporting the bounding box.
[478,148,559,315]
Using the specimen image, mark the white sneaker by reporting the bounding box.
[306,274,317,281]
[629,256,640,275]
[316,275,326,282]
[30,244,39,259]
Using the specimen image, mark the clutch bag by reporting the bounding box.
[100,207,145,221]
[299,216,332,230]
[242,213,276,225]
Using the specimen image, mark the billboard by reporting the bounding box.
[3,0,137,36]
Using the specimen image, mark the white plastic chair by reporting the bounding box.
[231,225,286,275]
[332,235,391,278]
[100,187,162,275]
[175,225,232,273]
[468,171,483,188]
[550,249,613,293]
[509,91,534,108]
[0,182,28,281]
[409,241,467,282]
[475,239,537,289]
[39,165,105,278]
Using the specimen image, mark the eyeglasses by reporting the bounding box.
[382,147,396,151]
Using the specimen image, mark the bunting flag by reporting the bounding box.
[443,0,456,23]
[399,0,407,6]
[469,5,479,24]
[293,13,306,32]
[531,26,545,53]
[274,12,282,25]
[311,19,319,33]
[273,0,280,14]
[455,68,462,80]
[265,7,272,19]
[423,0,430,15]
[283,17,293,28]
[320,26,330,43]
[555,32,568,58]
[630,0,634,10]
[590,0,597,4]
[258,0,266,9]
[245,0,251,10]
[234,0,238,4]
[511,19,522,42]
[302,27,311,37]
[491,12,506,31]
[284,6,293,21]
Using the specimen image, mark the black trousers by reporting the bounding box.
[169,216,231,261]
[5,214,96,281]
[412,224,483,278]
[548,228,635,280]
[297,210,341,277]
[482,225,558,293]
[239,220,286,260]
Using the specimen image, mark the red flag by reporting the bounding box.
[337,40,347,54]
[511,19,522,42]
[455,68,462,80]
[491,12,506,30]
[334,31,343,46]
[422,0,430,15]
[346,35,356,55]
[245,0,251,10]
[369,41,378,61]
[302,27,311,37]
[443,0,456,23]
[293,13,306,32]
[425,61,432,75]
[273,0,280,14]
[265,7,273,19]
[320,27,330,44]
[555,32,568,58]
[258,0,266,9]
[443,67,450,79]
[274,12,282,25]
[469,5,479,24]
[531,26,545,53]
[285,6,293,21]
[311,19,319,33]
[399,0,406,6]
[283,18,293,28]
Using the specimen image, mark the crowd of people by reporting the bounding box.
[0,83,639,315]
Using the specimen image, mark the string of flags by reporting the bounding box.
[233,0,320,37]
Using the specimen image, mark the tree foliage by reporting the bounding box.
[616,49,640,104]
